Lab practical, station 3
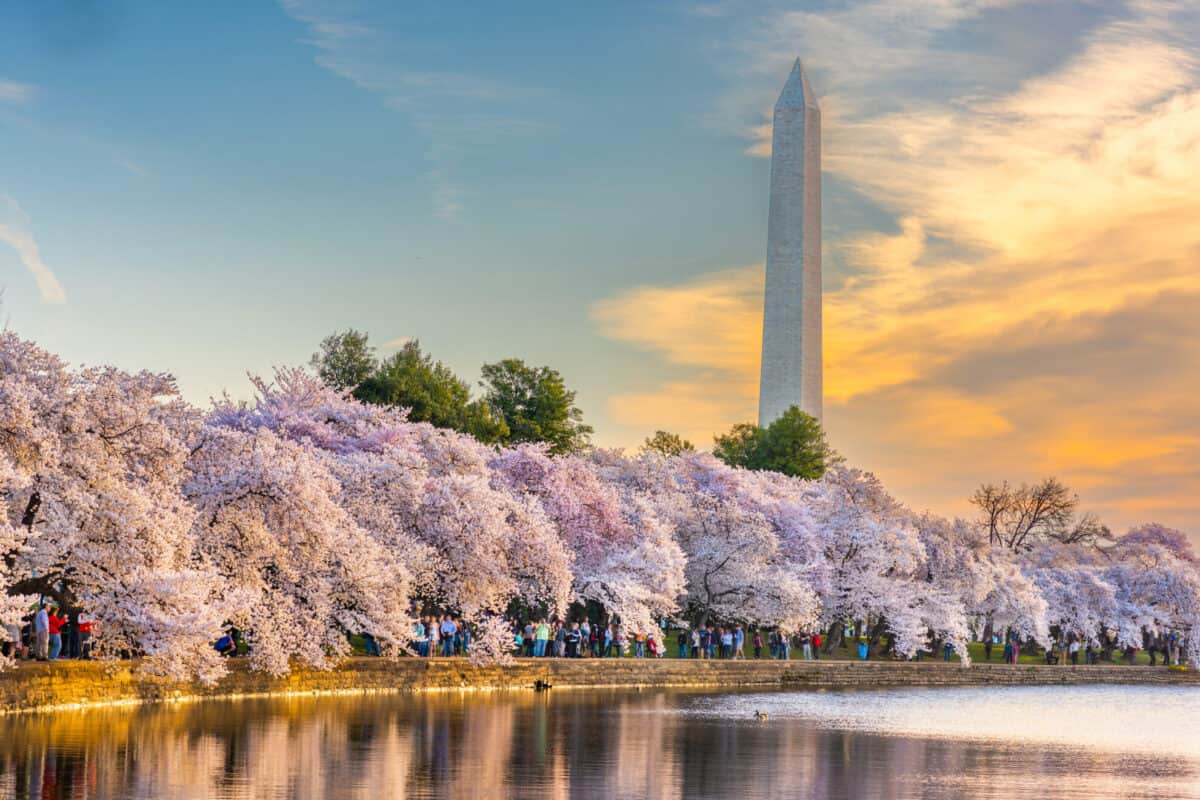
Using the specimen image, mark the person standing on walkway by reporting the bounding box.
[414,618,427,657]
[522,621,535,657]
[734,626,745,659]
[34,605,50,661]
[535,620,549,657]
[428,616,440,657]
[555,622,567,657]
[812,632,821,660]
[440,617,458,657]
[753,631,763,659]
[677,629,689,659]
[47,607,66,660]
[567,623,583,658]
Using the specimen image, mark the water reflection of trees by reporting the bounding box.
[1,691,1194,799]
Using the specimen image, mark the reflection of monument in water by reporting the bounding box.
[758,58,822,425]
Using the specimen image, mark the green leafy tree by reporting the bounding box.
[712,423,764,469]
[310,329,376,391]
[752,406,828,478]
[355,341,509,443]
[480,359,592,454]
[641,430,696,457]
[712,406,828,479]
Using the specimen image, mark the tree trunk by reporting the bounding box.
[822,621,843,653]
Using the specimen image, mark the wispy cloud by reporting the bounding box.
[0,80,35,103]
[277,0,543,220]
[0,195,67,304]
[115,158,149,177]
[595,0,1200,535]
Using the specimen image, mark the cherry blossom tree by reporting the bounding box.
[805,468,969,660]
[638,454,818,632]
[0,332,227,680]
[491,445,685,635]
[211,368,572,644]
[186,426,414,675]
[915,513,1049,651]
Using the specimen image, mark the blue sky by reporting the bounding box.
[3,1,1199,537]
[1,1,770,418]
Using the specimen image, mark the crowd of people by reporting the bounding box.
[411,616,472,657]
[340,616,1181,666]
[493,620,842,661]
[4,600,1187,670]
[2,603,94,662]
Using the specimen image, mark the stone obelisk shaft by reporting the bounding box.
[758,58,822,425]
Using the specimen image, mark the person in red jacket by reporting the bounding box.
[78,615,94,659]
[47,608,66,659]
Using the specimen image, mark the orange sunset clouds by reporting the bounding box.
[592,0,1200,538]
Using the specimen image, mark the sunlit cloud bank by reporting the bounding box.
[592,0,1200,536]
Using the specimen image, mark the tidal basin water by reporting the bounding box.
[2,684,1198,799]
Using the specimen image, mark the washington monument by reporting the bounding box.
[758,58,822,425]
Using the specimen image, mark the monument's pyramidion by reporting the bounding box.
[758,58,822,425]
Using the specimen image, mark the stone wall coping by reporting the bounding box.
[2,657,1195,716]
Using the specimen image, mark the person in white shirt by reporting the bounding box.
[440,617,457,657]
[33,605,50,661]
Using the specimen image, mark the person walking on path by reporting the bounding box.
[753,632,763,659]
[34,605,50,661]
[734,626,745,659]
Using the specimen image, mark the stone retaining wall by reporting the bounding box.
[2,657,1196,715]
